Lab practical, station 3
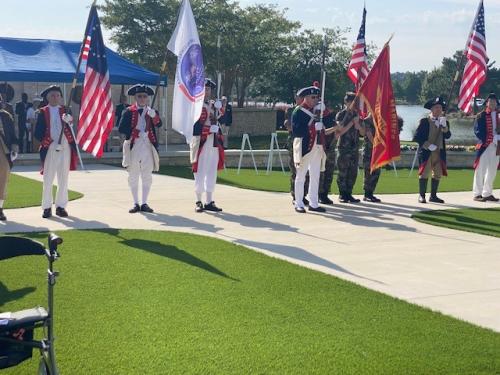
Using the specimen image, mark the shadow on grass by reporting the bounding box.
[120,238,238,281]
[0,282,36,308]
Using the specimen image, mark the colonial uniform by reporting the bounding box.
[0,109,18,221]
[119,84,162,213]
[362,115,382,202]
[336,93,361,203]
[34,85,78,218]
[318,107,336,205]
[292,86,327,213]
[413,97,451,203]
[472,93,500,201]
[190,79,225,212]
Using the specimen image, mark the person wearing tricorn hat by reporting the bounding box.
[292,85,327,213]
[119,84,162,213]
[34,85,78,219]
[190,78,225,213]
[472,92,500,202]
[336,92,364,204]
[413,96,451,204]
[0,99,19,221]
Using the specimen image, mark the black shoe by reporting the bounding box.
[303,197,309,206]
[363,194,381,203]
[429,195,445,204]
[347,195,360,203]
[473,195,485,202]
[295,207,306,213]
[140,204,154,213]
[483,195,500,202]
[0,208,6,221]
[319,195,334,205]
[195,201,204,213]
[55,207,68,217]
[308,206,326,213]
[129,204,141,213]
[339,195,349,203]
[204,201,222,212]
[42,208,52,218]
[418,195,427,204]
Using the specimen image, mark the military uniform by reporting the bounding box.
[362,116,381,202]
[472,93,500,201]
[292,86,327,213]
[119,84,162,213]
[190,79,225,213]
[34,85,79,219]
[286,104,309,203]
[318,109,336,204]
[0,109,18,221]
[413,97,451,203]
[336,96,361,203]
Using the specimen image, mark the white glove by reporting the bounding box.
[439,117,447,127]
[61,113,73,124]
[209,125,219,133]
[147,108,156,118]
[10,151,18,161]
[428,144,438,152]
[314,122,324,131]
[214,100,223,110]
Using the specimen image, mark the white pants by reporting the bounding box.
[194,134,219,200]
[42,140,71,209]
[128,135,154,205]
[295,145,322,209]
[473,143,499,197]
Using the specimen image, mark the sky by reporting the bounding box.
[2,0,500,72]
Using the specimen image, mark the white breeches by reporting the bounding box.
[194,135,219,196]
[473,143,499,197]
[42,140,71,209]
[294,145,322,209]
[128,136,154,204]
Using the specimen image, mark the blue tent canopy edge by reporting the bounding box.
[0,37,166,86]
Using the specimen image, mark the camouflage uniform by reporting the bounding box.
[336,109,360,199]
[286,106,309,199]
[362,117,381,196]
[318,111,336,198]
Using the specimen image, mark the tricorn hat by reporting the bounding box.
[424,96,447,110]
[127,84,155,96]
[41,85,63,99]
[485,92,499,104]
[344,91,356,102]
[297,86,320,98]
[205,78,216,89]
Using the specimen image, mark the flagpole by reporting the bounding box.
[445,0,482,112]
[55,0,97,171]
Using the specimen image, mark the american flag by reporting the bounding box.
[76,5,114,158]
[458,0,487,114]
[348,7,370,87]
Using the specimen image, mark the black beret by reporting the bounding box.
[424,96,447,110]
[41,85,63,98]
[127,84,155,96]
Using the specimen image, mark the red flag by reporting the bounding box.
[458,0,487,114]
[76,5,114,158]
[357,44,400,173]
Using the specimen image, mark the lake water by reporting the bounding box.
[396,105,476,144]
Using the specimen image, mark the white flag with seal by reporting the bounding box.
[167,0,205,143]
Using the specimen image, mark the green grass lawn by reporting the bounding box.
[3,174,83,209]
[0,229,499,374]
[413,207,500,238]
[158,166,500,195]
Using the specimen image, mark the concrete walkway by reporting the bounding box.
[2,164,499,333]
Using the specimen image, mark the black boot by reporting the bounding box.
[319,194,334,205]
[429,179,445,203]
[418,179,428,203]
[42,208,52,219]
[0,208,6,221]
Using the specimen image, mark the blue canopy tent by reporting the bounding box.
[0,37,166,85]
